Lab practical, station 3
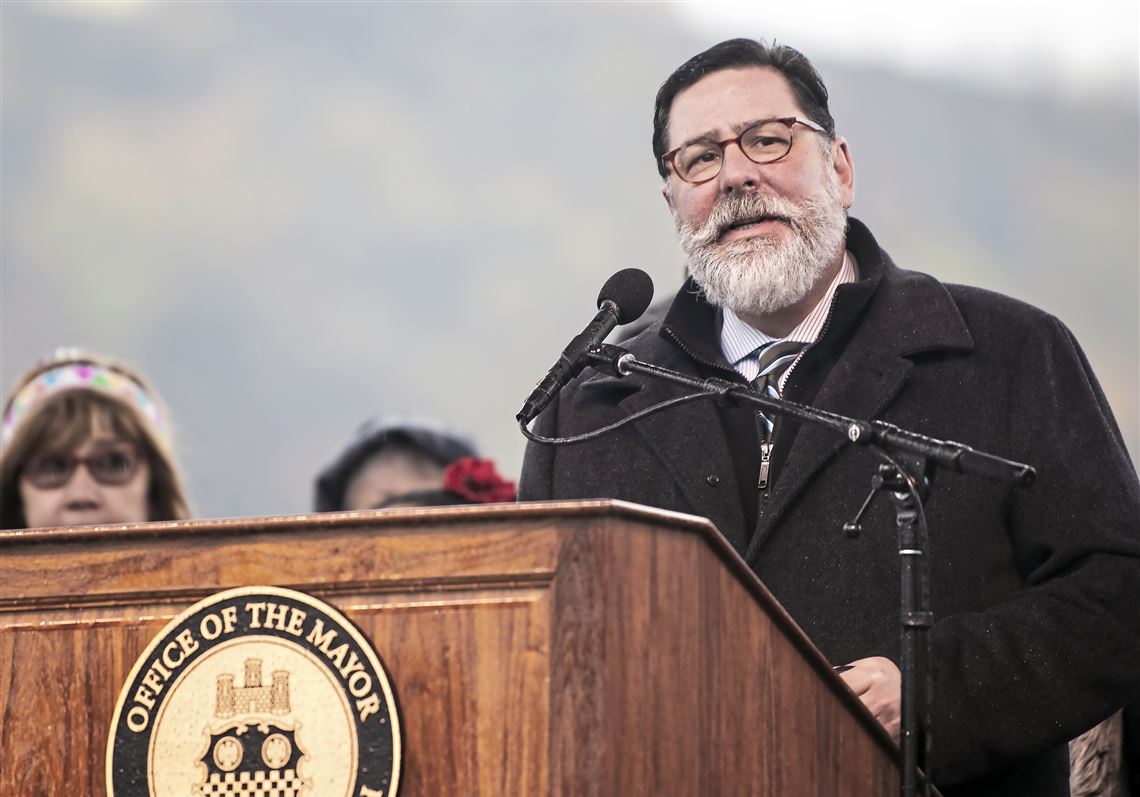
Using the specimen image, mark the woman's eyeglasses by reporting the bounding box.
[21,443,142,490]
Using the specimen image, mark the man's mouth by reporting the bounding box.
[719,214,788,239]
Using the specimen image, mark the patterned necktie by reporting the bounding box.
[750,340,808,489]
[751,340,808,404]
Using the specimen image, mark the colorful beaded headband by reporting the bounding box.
[1,361,169,450]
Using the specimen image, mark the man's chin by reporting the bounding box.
[691,278,799,318]
[723,292,807,318]
[689,254,816,318]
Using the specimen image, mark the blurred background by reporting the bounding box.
[2,0,1136,520]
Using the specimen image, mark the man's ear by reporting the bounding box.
[832,136,855,209]
[661,181,675,213]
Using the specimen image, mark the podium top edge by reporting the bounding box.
[0,499,718,547]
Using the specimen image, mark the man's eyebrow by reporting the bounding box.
[674,118,776,150]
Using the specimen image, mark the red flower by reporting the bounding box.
[443,457,517,504]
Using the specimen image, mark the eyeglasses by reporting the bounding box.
[662,116,826,184]
[21,443,142,490]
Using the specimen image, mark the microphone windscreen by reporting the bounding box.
[597,268,654,324]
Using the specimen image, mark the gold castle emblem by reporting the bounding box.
[195,658,310,797]
[216,658,291,717]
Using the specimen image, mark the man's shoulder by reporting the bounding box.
[942,282,1076,358]
[880,256,1068,347]
[555,318,688,413]
[615,319,670,355]
[942,280,1058,325]
[853,218,1065,340]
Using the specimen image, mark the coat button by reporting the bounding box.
[705,474,719,487]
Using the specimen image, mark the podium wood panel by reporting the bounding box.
[1,500,901,795]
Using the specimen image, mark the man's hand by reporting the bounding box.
[838,656,901,742]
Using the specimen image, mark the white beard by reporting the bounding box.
[674,170,848,317]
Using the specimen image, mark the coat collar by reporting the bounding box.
[580,218,974,552]
[658,218,975,363]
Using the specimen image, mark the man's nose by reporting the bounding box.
[718,142,761,194]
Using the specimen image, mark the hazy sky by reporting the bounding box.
[680,0,1139,97]
[27,0,1140,97]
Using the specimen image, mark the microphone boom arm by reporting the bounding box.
[586,344,1035,487]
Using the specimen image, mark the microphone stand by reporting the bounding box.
[583,344,1035,796]
[846,455,935,797]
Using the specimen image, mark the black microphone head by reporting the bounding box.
[597,268,654,324]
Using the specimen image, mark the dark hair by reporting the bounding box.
[652,38,836,180]
[371,489,468,510]
[313,417,478,512]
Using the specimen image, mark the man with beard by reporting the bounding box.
[518,38,1140,796]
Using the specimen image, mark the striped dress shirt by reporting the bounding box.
[720,251,859,392]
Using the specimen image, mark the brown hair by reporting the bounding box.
[0,353,190,529]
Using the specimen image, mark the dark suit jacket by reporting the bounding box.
[519,218,1140,796]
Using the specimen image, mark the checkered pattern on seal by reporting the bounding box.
[199,769,307,797]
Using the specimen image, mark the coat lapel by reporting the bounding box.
[744,259,975,562]
[745,350,914,560]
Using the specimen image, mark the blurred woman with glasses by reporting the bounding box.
[0,349,190,529]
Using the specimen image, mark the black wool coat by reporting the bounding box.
[519,219,1140,796]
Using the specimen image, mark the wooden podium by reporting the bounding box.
[0,500,901,795]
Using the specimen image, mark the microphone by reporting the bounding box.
[516,268,654,424]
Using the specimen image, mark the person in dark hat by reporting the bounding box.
[314,417,514,511]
